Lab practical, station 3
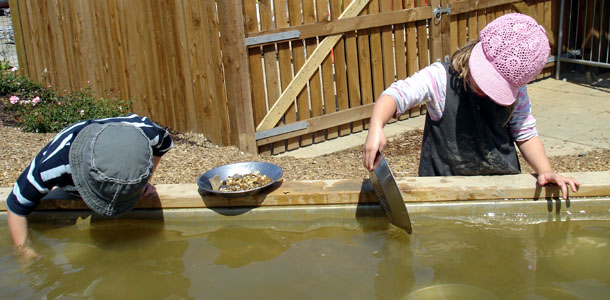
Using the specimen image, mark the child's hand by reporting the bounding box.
[363,127,386,171]
[537,172,581,200]
[141,183,158,199]
[14,244,39,269]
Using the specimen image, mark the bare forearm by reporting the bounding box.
[369,95,398,130]
[516,136,552,174]
[7,210,29,247]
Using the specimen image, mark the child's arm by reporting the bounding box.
[141,156,162,199]
[363,95,397,170]
[7,210,38,260]
[516,136,580,199]
[363,63,447,170]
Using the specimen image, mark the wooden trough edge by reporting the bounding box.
[1,171,609,212]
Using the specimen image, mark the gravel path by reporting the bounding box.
[1,125,609,188]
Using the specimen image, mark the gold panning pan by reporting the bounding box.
[369,151,412,233]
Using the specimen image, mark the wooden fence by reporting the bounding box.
[9,0,559,155]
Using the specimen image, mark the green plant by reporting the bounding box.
[1,65,132,133]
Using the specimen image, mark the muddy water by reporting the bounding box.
[1,216,609,299]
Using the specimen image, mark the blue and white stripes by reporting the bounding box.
[6,114,173,216]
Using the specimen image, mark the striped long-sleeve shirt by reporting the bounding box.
[381,62,538,141]
[6,114,174,216]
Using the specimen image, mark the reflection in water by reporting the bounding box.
[9,218,192,299]
[1,216,610,299]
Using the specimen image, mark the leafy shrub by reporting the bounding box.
[0,63,131,133]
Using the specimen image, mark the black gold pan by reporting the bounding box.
[369,151,413,234]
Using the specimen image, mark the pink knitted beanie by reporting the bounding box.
[469,13,550,106]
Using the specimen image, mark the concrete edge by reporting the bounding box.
[1,171,609,212]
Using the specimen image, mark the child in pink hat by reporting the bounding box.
[363,13,579,199]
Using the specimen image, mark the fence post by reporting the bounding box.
[428,0,444,63]
[8,0,28,76]
[216,0,257,153]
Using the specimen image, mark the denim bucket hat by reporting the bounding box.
[69,122,153,217]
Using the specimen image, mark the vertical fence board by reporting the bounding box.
[288,0,312,148]
[357,3,374,128]
[316,0,338,140]
[274,0,298,150]
[368,0,385,107]
[303,0,326,143]
[244,2,270,155]
[330,0,351,136]
[203,1,231,146]
[345,0,363,133]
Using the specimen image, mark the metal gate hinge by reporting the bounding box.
[433,4,451,22]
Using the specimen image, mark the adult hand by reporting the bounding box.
[141,182,158,199]
[363,127,386,171]
[537,172,580,200]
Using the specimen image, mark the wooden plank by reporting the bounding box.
[246,6,433,44]
[216,0,256,152]
[380,0,394,89]
[330,0,351,136]
[467,10,477,42]
[357,3,374,130]
[174,0,199,131]
[449,0,522,14]
[256,0,370,132]
[164,0,188,131]
[429,0,442,62]
[288,0,312,148]
[47,0,70,91]
[8,0,28,76]
[259,0,285,154]
[2,172,610,210]
[415,0,429,69]
[202,1,231,146]
[142,0,166,126]
[149,0,175,129]
[368,0,385,108]
[458,13,467,49]
[106,0,132,121]
[274,0,299,150]
[257,103,375,145]
[303,0,325,144]
[345,0,363,133]
[243,1,269,154]
[477,8,487,35]
[184,0,207,133]
[405,10,418,77]
[393,0,407,81]
[450,15,459,55]
[316,0,337,140]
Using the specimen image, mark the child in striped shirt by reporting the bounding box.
[6,114,173,259]
[363,13,579,199]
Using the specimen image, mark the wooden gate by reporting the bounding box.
[9,0,558,155]
[244,0,557,155]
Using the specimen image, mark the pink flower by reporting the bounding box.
[32,96,41,104]
[57,102,62,105]
[9,95,19,104]
[10,67,17,72]
[79,109,84,116]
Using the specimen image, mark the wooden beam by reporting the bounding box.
[256,103,375,145]
[256,0,371,132]
[449,0,522,14]
[2,172,609,210]
[246,6,432,47]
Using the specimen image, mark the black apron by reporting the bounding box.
[418,63,521,176]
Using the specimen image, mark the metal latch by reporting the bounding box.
[433,4,451,22]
